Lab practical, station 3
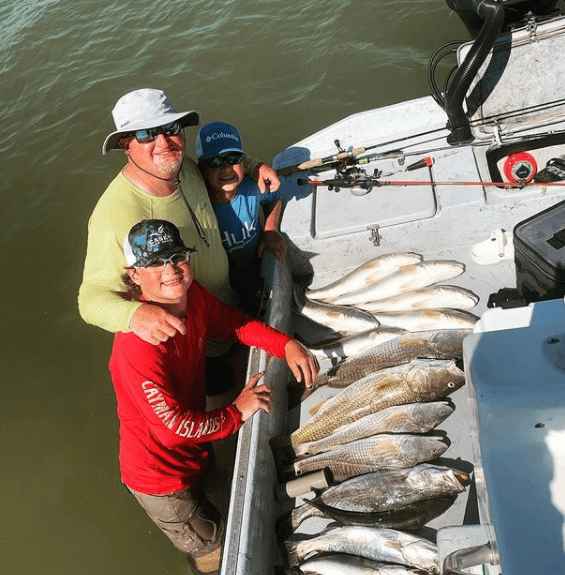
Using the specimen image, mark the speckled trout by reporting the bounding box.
[271,401,453,460]
[285,526,440,573]
[279,434,448,482]
[327,260,466,306]
[306,252,423,301]
[278,463,469,533]
[321,328,468,388]
[288,359,464,443]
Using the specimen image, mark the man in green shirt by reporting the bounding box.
[78,88,280,354]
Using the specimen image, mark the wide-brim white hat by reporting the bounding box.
[102,88,199,154]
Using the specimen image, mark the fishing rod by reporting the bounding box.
[298,175,565,191]
[275,125,451,176]
[276,111,565,177]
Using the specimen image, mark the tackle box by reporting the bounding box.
[513,199,565,302]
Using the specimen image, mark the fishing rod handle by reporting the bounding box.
[276,147,367,176]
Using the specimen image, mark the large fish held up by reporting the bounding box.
[326,260,466,306]
[285,526,440,573]
[289,329,469,408]
[286,554,428,574]
[278,463,469,534]
[271,401,453,461]
[288,359,464,444]
[306,252,423,302]
[278,434,448,482]
[293,285,380,333]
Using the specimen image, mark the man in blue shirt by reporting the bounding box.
[197,121,287,314]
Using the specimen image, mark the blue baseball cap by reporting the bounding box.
[195,121,248,160]
[124,219,196,268]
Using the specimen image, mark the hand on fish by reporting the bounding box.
[284,339,320,389]
[258,230,288,262]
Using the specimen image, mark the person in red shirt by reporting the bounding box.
[109,219,317,574]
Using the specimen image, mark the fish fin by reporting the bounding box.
[326,360,346,378]
[284,540,300,568]
[308,398,327,416]
[303,497,336,518]
[453,469,471,487]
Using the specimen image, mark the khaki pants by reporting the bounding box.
[128,483,224,560]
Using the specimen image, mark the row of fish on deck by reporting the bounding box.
[269,252,478,574]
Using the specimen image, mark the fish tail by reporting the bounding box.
[279,462,298,481]
[270,435,295,456]
[284,540,301,568]
[269,439,298,467]
[315,372,329,387]
[292,331,310,347]
[287,381,321,409]
[275,511,295,542]
[292,285,307,310]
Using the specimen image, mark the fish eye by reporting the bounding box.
[447,381,456,388]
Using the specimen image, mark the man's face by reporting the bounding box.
[121,124,186,179]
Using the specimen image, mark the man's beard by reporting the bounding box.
[155,152,183,175]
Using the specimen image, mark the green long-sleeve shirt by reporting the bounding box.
[78,156,246,334]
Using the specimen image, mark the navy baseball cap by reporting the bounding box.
[124,219,196,268]
[195,121,248,160]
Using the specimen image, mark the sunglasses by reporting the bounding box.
[125,121,182,144]
[135,251,192,272]
[203,152,244,169]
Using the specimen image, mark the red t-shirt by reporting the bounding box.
[109,280,291,494]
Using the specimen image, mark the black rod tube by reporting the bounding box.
[444,0,505,144]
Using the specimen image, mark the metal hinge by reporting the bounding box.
[526,12,538,43]
[367,224,380,246]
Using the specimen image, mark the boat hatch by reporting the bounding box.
[312,170,437,240]
[461,15,565,139]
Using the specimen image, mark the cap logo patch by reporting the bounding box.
[206,131,239,143]
[148,225,174,248]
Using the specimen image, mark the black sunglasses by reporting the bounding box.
[203,152,244,169]
[125,121,182,144]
